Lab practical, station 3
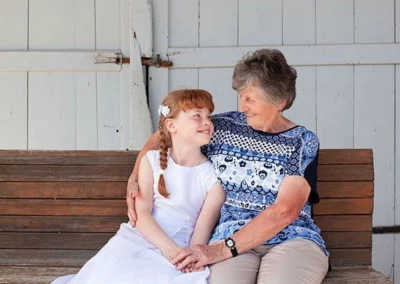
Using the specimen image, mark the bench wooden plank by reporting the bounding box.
[0,182,126,199]
[314,199,373,215]
[0,249,97,266]
[0,150,138,165]
[323,268,392,284]
[0,199,127,216]
[314,215,372,232]
[329,249,371,266]
[321,232,371,248]
[318,149,373,165]
[0,215,369,233]
[0,233,113,249]
[0,181,373,199]
[0,165,374,182]
[0,266,79,284]
[318,182,373,199]
[318,165,374,181]
[0,266,392,284]
[0,231,370,250]
[0,248,371,268]
[0,216,126,232]
[0,198,373,216]
[0,149,373,166]
[0,165,132,182]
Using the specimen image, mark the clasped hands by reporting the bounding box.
[167,242,227,273]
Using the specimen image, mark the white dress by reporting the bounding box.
[52,150,218,284]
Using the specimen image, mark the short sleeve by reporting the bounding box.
[300,131,320,176]
[301,131,320,205]
[202,161,219,193]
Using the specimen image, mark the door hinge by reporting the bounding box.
[93,53,172,68]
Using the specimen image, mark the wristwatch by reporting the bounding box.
[224,237,238,257]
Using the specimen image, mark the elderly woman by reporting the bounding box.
[127,49,329,284]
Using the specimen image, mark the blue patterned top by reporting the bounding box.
[203,111,328,255]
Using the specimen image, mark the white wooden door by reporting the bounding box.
[0,0,152,150]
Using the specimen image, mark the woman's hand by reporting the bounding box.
[126,176,139,226]
[171,242,230,271]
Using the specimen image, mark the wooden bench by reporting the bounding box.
[0,149,392,283]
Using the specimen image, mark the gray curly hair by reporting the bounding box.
[232,49,297,111]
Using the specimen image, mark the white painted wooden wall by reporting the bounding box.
[148,0,400,282]
[0,0,152,151]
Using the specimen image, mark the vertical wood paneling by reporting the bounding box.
[316,0,354,44]
[96,0,121,149]
[317,66,354,149]
[120,0,130,150]
[199,68,237,114]
[285,67,316,132]
[355,0,394,43]
[96,73,120,150]
[0,73,27,149]
[199,0,238,47]
[169,69,199,91]
[283,0,315,44]
[397,0,400,42]
[75,73,97,150]
[355,65,395,226]
[28,73,76,150]
[29,0,95,49]
[395,65,400,283]
[169,0,199,47]
[238,0,282,46]
[149,0,169,130]
[395,234,400,283]
[0,0,28,49]
[373,234,395,280]
[95,0,120,49]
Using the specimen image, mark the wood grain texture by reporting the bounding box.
[0,165,132,182]
[0,150,138,165]
[0,182,126,199]
[314,199,373,215]
[319,149,372,165]
[0,216,126,232]
[314,215,372,232]
[318,165,374,181]
[0,199,127,216]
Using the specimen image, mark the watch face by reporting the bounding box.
[227,240,234,247]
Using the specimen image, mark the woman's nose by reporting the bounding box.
[239,100,247,112]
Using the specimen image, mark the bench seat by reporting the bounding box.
[0,266,391,284]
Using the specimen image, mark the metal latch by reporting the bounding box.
[94,52,172,68]
[93,53,123,65]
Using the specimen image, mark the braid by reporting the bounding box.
[158,120,170,198]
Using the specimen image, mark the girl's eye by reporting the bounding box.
[194,114,200,118]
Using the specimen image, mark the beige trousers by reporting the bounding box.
[208,239,329,284]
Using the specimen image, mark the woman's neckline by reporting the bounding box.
[252,125,302,135]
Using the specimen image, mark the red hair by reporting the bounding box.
[157,89,214,198]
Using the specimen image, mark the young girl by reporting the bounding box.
[51,89,225,284]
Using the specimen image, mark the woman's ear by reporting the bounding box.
[165,118,176,134]
[278,100,287,112]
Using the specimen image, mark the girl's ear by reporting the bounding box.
[165,118,177,134]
